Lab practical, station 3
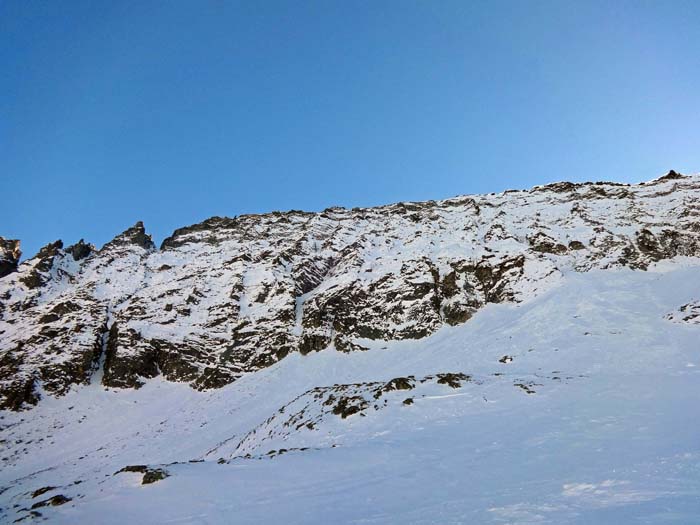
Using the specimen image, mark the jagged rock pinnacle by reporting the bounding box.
[66,239,94,261]
[0,237,21,278]
[657,169,685,181]
[101,221,155,251]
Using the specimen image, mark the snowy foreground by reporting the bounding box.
[1,262,700,523]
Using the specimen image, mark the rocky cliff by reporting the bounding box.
[1,171,699,410]
[0,237,21,279]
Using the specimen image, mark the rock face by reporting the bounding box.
[0,238,21,278]
[1,172,700,410]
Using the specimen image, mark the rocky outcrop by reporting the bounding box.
[114,465,170,485]
[18,240,64,289]
[227,371,558,458]
[666,301,700,325]
[656,169,685,182]
[66,239,94,261]
[1,173,700,410]
[0,237,21,278]
[102,221,155,252]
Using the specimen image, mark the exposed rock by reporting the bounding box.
[65,239,94,261]
[514,383,537,394]
[31,486,57,499]
[30,494,71,509]
[0,374,39,411]
[535,181,580,193]
[436,373,470,388]
[114,465,169,484]
[115,465,149,474]
[101,221,155,251]
[666,301,700,325]
[656,169,685,182]
[141,468,169,485]
[331,395,369,419]
[160,216,241,249]
[528,232,568,255]
[19,240,63,289]
[378,376,415,395]
[0,237,21,278]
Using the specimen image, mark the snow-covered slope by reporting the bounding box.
[1,172,700,523]
[1,263,699,523]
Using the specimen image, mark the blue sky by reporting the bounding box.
[2,1,699,258]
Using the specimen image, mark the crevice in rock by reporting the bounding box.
[91,305,114,385]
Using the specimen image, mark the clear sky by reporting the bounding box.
[2,1,699,258]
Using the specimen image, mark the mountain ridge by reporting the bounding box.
[1,170,699,411]
[3,169,691,261]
